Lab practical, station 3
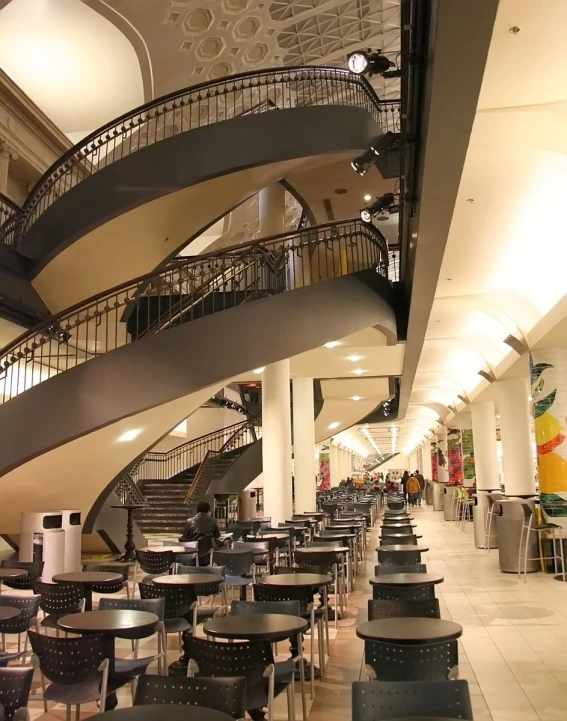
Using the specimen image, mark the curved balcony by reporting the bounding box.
[0,193,23,248]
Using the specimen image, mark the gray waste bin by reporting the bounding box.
[443,486,459,521]
[425,481,434,506]
[495,497,538,573]
[473,490,500,549]
[432,482,447,511]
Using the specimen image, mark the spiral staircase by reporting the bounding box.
[0,66,401,543]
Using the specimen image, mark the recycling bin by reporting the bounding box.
[443,486,459,521]
[432,482,447,511]
[61,510,82,572]
[20,511,63,562]
[495,497,538,573]
[473,490,500,549]
[425,481,434,506]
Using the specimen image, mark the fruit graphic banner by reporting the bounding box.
[437,430,448,483]
[447,427,464,485]
[431,441,439,481]
[462,428,475,483]
[531,349,567,518]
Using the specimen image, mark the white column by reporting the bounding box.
[260,183,292,522]
[262,359,293,523]
[0,142,17,195]
[292,377,316,513]
[496,378,536,496]
[422,440,433,480]
[437,427,448,483]
[329,443,340,486]
[471,401,500,490]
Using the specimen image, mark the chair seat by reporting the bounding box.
[113,656,153,679]
[41,613,80,630]
[141,573,168,584]
[164,617,193,634]
[274,659,295,683]
[534,523,560,531]
[225,575,253,586]
[195,607,217,622]
[44,679,101,705]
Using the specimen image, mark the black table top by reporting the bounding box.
[97,705,233,721]
[203,613,308,641]
[259,573,331,587]
[296,545,349,553]
[58,610,159,635]
[53,571,123,585]
[0,569,27,579]
[381,522,417,528]
[357,617,462,643]
[153,574,223,586]
[0,606,20,621]
[369,573,444,587]
[254,533,290,541]
[213,548,255,556]
[380,533,422,539]
[315,533,356,539]
[376,545,429,553]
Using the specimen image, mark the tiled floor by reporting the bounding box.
[8,504,567,719]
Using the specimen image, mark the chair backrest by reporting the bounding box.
[368,599,440,620]
[32,580,84,615]
[379,535,418,546]
[0,561,40,590]
[99,596,165,620]
[82,562,129,582]
[0,667,34,721]
[28,630,106,684]
[375,564,427,575]
[352,680,473,721]
[520,502,534,521]
[364,638,459,682]
[135,550,174,575]
[252,583,312,614]
[134,674,247,720]
[233,540,269,554]
[296,550,338,571]
[182,635,272,708]
[0,594,41,634]
[377,548,421,566]
[175,565,224,596]
[138,581,196,619]
[231,599,301,617]
[212,550,254,577]
[274,565,328,576]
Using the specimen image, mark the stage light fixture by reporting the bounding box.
[351,132,402,176]
[360,192,398,222]
[347,50,396,77]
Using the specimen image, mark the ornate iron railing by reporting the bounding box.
[115,473,146,505]
[0,193,23,247]
[18,66,393,238]
[133,419,251,482]
[0,218,388,405]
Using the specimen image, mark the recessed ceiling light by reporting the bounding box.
[328,421,340,429]
[324,341,340,349]
[351,396,362,401]
[363,194,372,202]
[352,369,366,375]
[346,355,362,362]
[117,429,141,443]
[253,367,265,374]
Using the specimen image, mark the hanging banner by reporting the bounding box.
[462,428,475,484]
[448,427,463,485]
[431,441,439,481]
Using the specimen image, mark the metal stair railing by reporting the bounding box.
[115,473,146,505]
[0,193,24,247]
[0,218,389,405]
[14,65,398,240]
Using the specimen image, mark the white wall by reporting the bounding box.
[149,406,244,453]
[377,454,409,474]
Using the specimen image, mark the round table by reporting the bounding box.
[296,545,348,554]
[203,613,308,642]
[370,573,443,587]
[0,568,27,586]
[97,704,233,721]
[0,606,20,621]
[380,534,422,541]
[376,545,429,553]
[111,504,148,561]
[370,573,443,601]
[356,618,462,644]
[153,574,223,587]
[53,571,123,611]
[381,522,417,528]
[259,573,331,588]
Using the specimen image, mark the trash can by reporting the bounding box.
[30,529,65,582]
[20,512,63,562]
[425,481,434,506]
[61,510,82,572]
[443,486,459,521]
[432,482,447,511]
[473,490,500,549]
[495,497,538,573]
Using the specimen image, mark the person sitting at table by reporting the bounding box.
[180,500,221,564]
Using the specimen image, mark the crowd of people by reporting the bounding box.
[337,468,427,506]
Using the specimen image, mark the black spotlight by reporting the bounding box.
[351,132,402,177]
[347,50,396,77]
[360,193,398,223]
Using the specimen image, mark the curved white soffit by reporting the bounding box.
[0,0,145,141]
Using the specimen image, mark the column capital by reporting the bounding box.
[0,140,18,161]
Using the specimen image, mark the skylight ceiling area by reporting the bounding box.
[402,0,567,456]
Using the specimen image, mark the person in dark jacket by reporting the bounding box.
[401,470,410,504]
[415,470,426,505]
[180,500,221,564]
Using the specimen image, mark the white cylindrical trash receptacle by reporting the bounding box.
[432,482,447,511]
[61,510,82,572]
[20,512,63,562]
[473,490,500,549]
[42,529,66,582]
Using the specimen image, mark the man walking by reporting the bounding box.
[415,469,426,505]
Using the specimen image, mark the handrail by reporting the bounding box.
[0,218,389,405]
[15,65,394,238]
[133,420,249,482]
[0,193,24,247]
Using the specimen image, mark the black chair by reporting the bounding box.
[0,562,39,592]
[134,550,174,593]
[139,581,196,649]
[32,580,84,631]
[82,562,131,599]
[379,534,418,546]
[212,550,255,599]
[376,548,422,567]
[183,635,300,721]
[134,673,247,719]
[364,637,459,682]
[177,564,227,622]
[352,679,473,720]
[233,540,272,572]
[0,595,40,654]
[0,667,33,721]
[28,630,111,715]
[368,599,441,621]
[99,597,167,674]
[374,564,427,576]
[296,549,344,622]
[372,582,435,602]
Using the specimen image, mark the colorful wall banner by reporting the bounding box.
[462,428,475,483]
[431,441,439,481]
[447,427,464,485]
